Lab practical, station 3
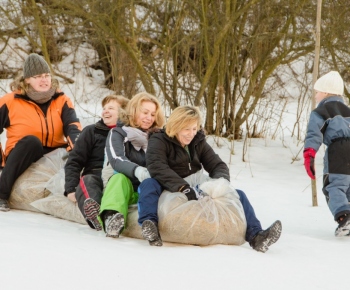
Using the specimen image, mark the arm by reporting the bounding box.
[64,125,94,195]
[198,139,230,181]
[146,134,187,192]
[61,96,82,151]
[303,112,325,179]
[304,112,324,152]
[105,128,138,178]
[0,95,10,167]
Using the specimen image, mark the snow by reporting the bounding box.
[0,42,348,290]
[1,132,345,290]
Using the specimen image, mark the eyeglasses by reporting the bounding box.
[32,74,51,80]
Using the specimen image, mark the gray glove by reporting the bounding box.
[134,166,151,182]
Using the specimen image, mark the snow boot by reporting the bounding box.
[250,220,282,253]
[0,198,10,212]
[105,212,124,238]
[83,198,102,231]
[141,220,163,247]
[335,214,350,237]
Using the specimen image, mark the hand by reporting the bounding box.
[67,192,77,203]
[134,166,151,182]
[303,148,316,179]
[180,185,198,201]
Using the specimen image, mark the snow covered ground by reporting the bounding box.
[1,131,345,290]
[0,44,347,289]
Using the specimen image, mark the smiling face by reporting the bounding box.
[25,73,52,92]
[135,101,157,130]
[102,100,120,126]
[175,121,198,147]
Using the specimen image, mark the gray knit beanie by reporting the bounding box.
[23,53,51,79]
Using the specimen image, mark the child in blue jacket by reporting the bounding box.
[304,71,350,236]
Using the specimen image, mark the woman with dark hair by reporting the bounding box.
[64,95,129,230]
[139,105,282,252]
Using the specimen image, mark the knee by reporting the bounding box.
[236,189,245,198]
[139,178,162,197]
[18,135,42,151]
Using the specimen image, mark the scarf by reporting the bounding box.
[122,126,148,151]
[27,86,56,104]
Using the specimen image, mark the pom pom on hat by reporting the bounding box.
[23,53,51,79]
[314,71,344,95]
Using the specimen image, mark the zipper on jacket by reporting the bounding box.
[44,116,49,146]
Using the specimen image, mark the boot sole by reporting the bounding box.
[142,220,163,247]
[335,220,350,237]
[83,198,102,231]
[106,213,124,238]
[256,220,282,253]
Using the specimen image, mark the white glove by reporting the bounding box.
[134,166,151,182]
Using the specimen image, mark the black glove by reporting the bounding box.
[180,185,198,201]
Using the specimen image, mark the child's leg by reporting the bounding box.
[324,173,350,221]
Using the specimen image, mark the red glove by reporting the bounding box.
[303,148,316,179]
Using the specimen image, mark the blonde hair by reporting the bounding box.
[102,95,129,109]
[10,75,59,94]
[124,92,165,128]
[166,106,202,137]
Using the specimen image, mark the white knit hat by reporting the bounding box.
[314,71,344,95]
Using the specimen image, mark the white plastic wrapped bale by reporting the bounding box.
[31,195,86,224]
[122,172,247,246]
[9,148,68,211]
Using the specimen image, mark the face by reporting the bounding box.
[135,101,157,130]
[176,121,198,147]
[25,73,52,92]
[315,91,328,104]
[102,100,120,126]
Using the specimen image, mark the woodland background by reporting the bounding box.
[1,0,349,141]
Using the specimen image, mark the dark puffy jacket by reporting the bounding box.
[105,126,147,191]
[146,129,230,192]
[64,119,110,195]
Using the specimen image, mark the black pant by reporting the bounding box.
[0,136,55,200]
[75,174,103,228]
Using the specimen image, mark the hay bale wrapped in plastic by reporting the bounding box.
[123,172,247,246]
[31,195,85,224]
[9,148,68,211]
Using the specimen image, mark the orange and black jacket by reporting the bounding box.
[0,90,82,166]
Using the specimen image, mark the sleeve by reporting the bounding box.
[61,96,82,151]
[0,94,11,134]
[304,111,324,152]
[64,125,94,195]
[105,128,138,178]
[197,140,230,181]
[146,134,187,192]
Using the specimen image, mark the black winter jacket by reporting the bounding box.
[105,126,147,191]
[146,129,230,192]
[64,119,110,195]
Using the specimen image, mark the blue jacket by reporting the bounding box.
[304,96,350,173]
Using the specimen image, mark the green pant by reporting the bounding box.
[99,173,139,229]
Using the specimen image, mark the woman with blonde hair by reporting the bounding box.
[140,105,282,252]
[99,92,165,239]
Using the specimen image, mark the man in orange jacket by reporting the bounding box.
[0,53,82,211]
